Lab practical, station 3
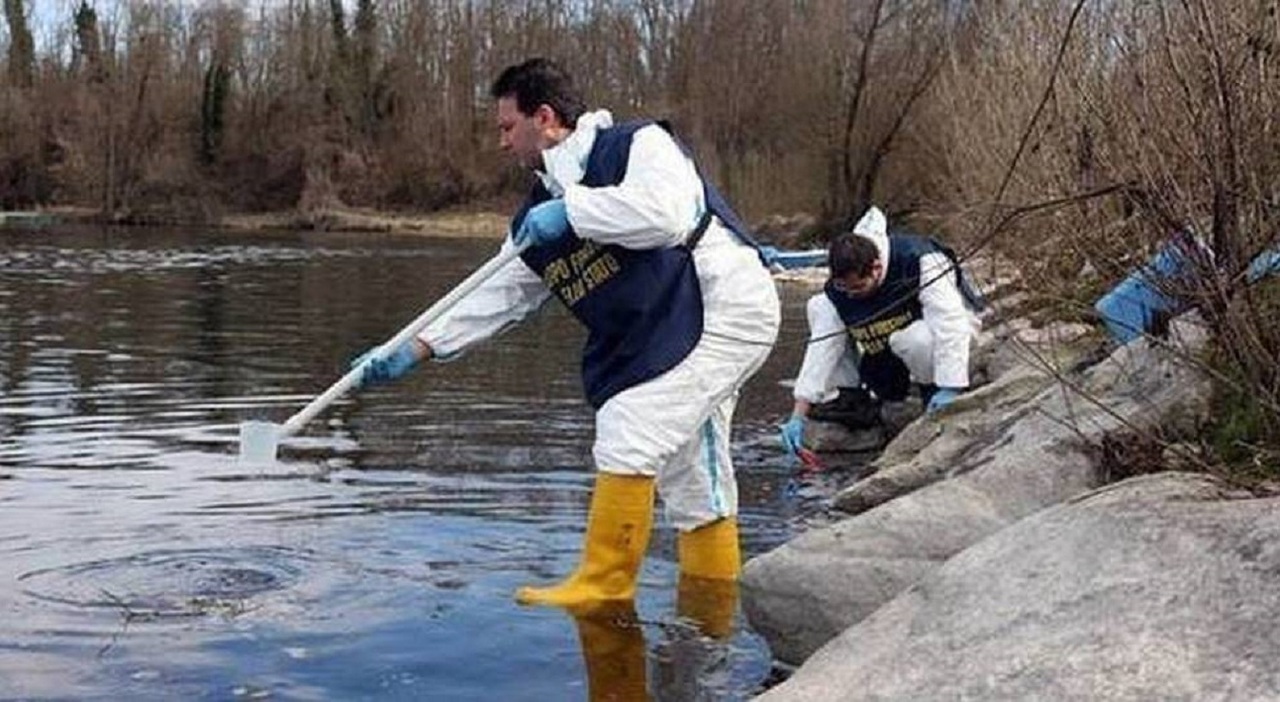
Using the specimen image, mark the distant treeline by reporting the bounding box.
[0,1,1274,254]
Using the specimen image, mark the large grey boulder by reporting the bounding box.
[756,472,1280,701]
[831,359,1051,515]
[831,318,1095,515]
[742,319,1213,665]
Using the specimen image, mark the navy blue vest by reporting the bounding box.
[824,235,968,400]
[825,235,938,359]
[515,120,755,408]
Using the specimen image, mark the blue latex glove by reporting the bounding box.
[513,199,570,249]
[352,344,419,388]
[778,414,807,458]
[1246,247,1280,284]
[758,245,781,268]
[926,387,961,414]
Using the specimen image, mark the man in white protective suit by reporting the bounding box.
[778,206,981,460]
[352,57,780,613]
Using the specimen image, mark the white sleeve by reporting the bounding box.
[918,251,973,388]
[793,294,857,404]
[560,124,702,250]
[416,239,553,360]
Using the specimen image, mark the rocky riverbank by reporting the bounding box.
[747,262,1280,699]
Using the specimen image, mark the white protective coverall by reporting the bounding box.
[792,207,979,406]
[419,110,781,531]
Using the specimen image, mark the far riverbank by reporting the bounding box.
[5,205,514,240]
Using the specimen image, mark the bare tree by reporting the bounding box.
[2,0,34,88]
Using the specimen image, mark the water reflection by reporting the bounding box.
[548,577,746,702]
[0,224,820,700]
[571,603,649,701]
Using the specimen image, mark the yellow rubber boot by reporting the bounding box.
[516,473,655,608]
[676,516,740,581]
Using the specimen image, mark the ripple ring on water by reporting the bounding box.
[18,546,308,618]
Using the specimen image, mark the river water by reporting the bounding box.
[0,225,829,701]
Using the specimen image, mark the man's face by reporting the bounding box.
[832,261,884,298]
[496,97,558,172]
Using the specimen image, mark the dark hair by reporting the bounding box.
[490,57,585,128]
[828,233,880,278]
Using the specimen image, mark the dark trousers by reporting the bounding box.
[859,352,912,402]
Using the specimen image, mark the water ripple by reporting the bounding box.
[18,546,309,617]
